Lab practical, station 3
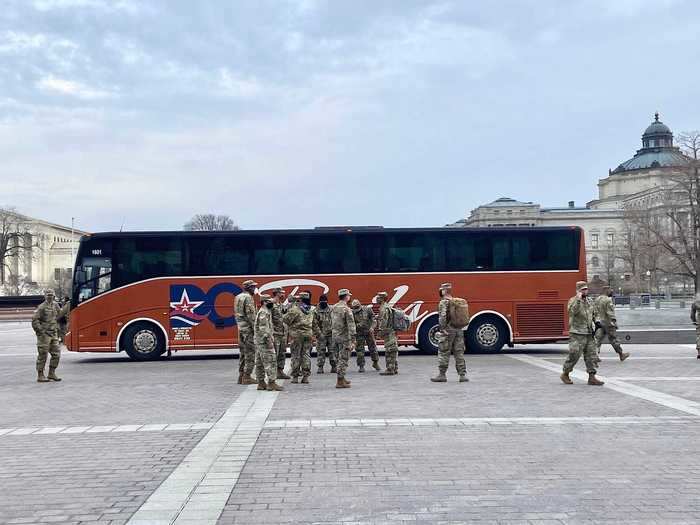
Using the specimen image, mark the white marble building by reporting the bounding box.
[1,212,88,294]
[451,113,691,289]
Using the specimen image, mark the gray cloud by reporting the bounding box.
[1,0,699,232]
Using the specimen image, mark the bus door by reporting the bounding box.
[74,256,113,350]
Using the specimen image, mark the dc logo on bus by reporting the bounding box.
[169,283,242,328]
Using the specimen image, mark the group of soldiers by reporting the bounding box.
[31,289,70,382]
[561,281,631,385]
[233,280,406,390]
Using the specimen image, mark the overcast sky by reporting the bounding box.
[2,0,700,232]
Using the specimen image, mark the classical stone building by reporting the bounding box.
[451,113,691,290]
[0,211,88,295]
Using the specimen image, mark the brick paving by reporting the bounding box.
[3,323,700,524]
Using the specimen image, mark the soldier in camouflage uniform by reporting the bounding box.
[254,294,283,391]
[271,288,291,379]
[57,297,70,347]
[691,293,700,359]
[32,289,62,382]
[331,288,356,388]
[234,280,258,385]
[351,299,380,372]
[313,294,336,373]
[430,283,467,383]
[284,291,313,383]
[376,291,399,376]
[593,286,630,362]
[561,281,604,385]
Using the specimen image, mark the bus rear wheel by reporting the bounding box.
[122,322,166,361]
[466,316,508,353]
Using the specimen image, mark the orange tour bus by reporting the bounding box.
[65,226,586,360]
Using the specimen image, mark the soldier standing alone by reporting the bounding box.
[331,288,356,388]
[32,289,62,382]
[376,291,399,376]
[313,294,336,373]
[691,293,700,359]
[351,299,381,372]
[284,291,313,383]
[254,294,283,391]
[593,286,630,362]
[431,283,468,383]
[235,280,258,385]
[561,281,605,385]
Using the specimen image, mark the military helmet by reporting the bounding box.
[439,282,452,291]
[376,291,388,300]
[575,281,589,292]
[298,291,310,300]
[242,279,258,288]
[351,299,361,308]
[44,289,56,297]
[259,293,271,300]
[338,288,352,297]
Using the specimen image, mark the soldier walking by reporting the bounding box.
[271,288,291,379]
[331,288,356,388]
[254,294,284,391]
[235,280,258,385]
[376,291,399,376]
[593,286,630,362]
[691,293,700,359]
[351,299,381,372]
[313,294,336,373]
[431,283,468,383]
[284,291,313,383]
[32,289,62,382]
[561,281,605,385]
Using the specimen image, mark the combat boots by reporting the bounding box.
[47,371,62,382]
[277,368,291,379]
[267,381,284,392]
[37,372,49,383]
[240,373,257,385]
[372,361,381,371]
[358,365,365,373]
[430,370,447,382]
[257,380,267,391]
[317,366,324,374]
[379,370,395,376]
[330,364,337,373]
[291,376,299,384]
[588,373,604,386]
[301,376,309,384]
[560,372,573,384]
[335,377,351,388]
[459,374,469,382]
[619,352,630,362]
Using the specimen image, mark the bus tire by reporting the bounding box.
[121,321,166,361]
[466,315,507,353]
[417,315,440,354]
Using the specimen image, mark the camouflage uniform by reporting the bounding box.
[57,300,70,345]
[593,294,624,357]
[437,297,467,377]
[331,298,356,380]
[378,302,399,374]
[563,292,598,375]
[284,302,313,380]
[312,303,336,371]
[272,300,287,372]
[352,304,379,370]
[691,296,700,358]
[234,287,257,379]
[32,291,62,381]
[254,302,277,384]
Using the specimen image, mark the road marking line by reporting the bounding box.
[510,354,700,416]
[608,377,700,381]
[0,422,215,438]
[263,416,698,428]
[543,356,697,360]
[128,386,278,525]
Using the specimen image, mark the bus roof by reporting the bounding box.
[82,226,583,239]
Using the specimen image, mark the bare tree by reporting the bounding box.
[0,207,40,290]
[184,214,239,231]
[624,131,700,290]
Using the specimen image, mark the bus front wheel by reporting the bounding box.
[466,316,508,353]
[122,322,166,361]
[417,316,440,354]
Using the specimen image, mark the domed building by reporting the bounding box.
[452,113,692,290]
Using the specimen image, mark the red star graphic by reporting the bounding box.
[170,289,204,314]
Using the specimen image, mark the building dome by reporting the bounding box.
[612,112,688,174]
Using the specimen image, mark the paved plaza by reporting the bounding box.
[2,322,700,524]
